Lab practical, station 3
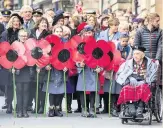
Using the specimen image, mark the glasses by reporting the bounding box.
[19,35,28,38]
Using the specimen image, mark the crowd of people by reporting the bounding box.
[0,0,162,120]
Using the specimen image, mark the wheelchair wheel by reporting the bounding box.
[154,86,162,123]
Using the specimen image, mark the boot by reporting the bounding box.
[27,106,33,111]
[2,103,7,109]
[68,106,72,113]
[55,106,63,117]
[17,111,23,118]
[6,104,12,114]
[89,108,96,118]
[48,106,55,117]
[38,107,44,114]
[59,104,62,112]
[81,108,90,117]
[96,108,100,114]
[23,110,29,118]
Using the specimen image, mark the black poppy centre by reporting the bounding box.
[31,47,43,59]
[6,50,18,62]
[92,47,103,59]
[58,49,70,63]
[107,51,114,61]
[77,42,86,54]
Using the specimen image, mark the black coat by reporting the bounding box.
[29,28,50,40]
[15,66,31,83]
[0,28,19,44]
[0,28,20,86]
[0,23,5,36]
[134,26,162,61]
[29,28,50,83]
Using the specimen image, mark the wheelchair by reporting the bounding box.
[119,84,162,125]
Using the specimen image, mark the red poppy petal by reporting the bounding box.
[11,41,25,55]
[0,56,13,69]
[72,50,85,62]
[25,52,36,66]
[24,38,37,51]
[0,42,11,56]
[37,39,51,54]
[67,58,75,69]
[70,35,83,49]
[113,50,122,65]
[51,58,64,70]
[13,56,27,69]
[45,34,61,46]
[36,54,50,68]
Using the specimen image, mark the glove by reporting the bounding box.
[129,77,138,86]
[137,81,145,86]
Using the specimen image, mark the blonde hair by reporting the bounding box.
[62,26,71,36]
[18,29,29,37]
[108,18,120,26]
[129,31,136,38]
[52,25,63,33]
[119,23,129,30]
[6,16,22,29]
[146,13,160,22]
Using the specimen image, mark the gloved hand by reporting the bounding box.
[129,77,138,86]
[137,81,145,86]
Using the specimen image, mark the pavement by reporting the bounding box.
[0,97,162,128]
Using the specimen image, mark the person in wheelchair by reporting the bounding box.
[116,46,159,119]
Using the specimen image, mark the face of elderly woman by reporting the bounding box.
[19,31,28,43]
[133,50,145,63]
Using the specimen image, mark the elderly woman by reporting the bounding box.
[12,29,30,118]
[116,46,159,118]
[0,13,24,114]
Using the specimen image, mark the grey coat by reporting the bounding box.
[42,68,66,94]
[116,57,159,86]
[76,66,100,92]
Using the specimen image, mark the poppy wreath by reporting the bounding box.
[51,41,75,70]
[84,39,111,69]
[45,34,61,48]
[0,41,27,69]
[24,38,51,68]
[70,35,95,62]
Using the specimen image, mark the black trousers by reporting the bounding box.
[16,83,29,111]
[67,94,72,108]
[103,93,119,112]
[80,91,95,109]
[28,82,45,109]
[49,94,63,107]
[6,85,13,106]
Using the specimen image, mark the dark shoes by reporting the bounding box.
[2,104,7,109]
[6,104,12,114]
[17,110,29,118]
[74,108,81,113]
[48,106,63,117]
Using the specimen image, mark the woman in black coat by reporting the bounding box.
[28,17,50,114]
[12,29,31,118]
[0,14,24,114]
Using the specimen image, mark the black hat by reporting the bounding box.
[11,13,24,24]
[52,10,64,26]
[133,46,146,52]
[1,9,11,16]
[86,10,96,15]
[32,9,43,16]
